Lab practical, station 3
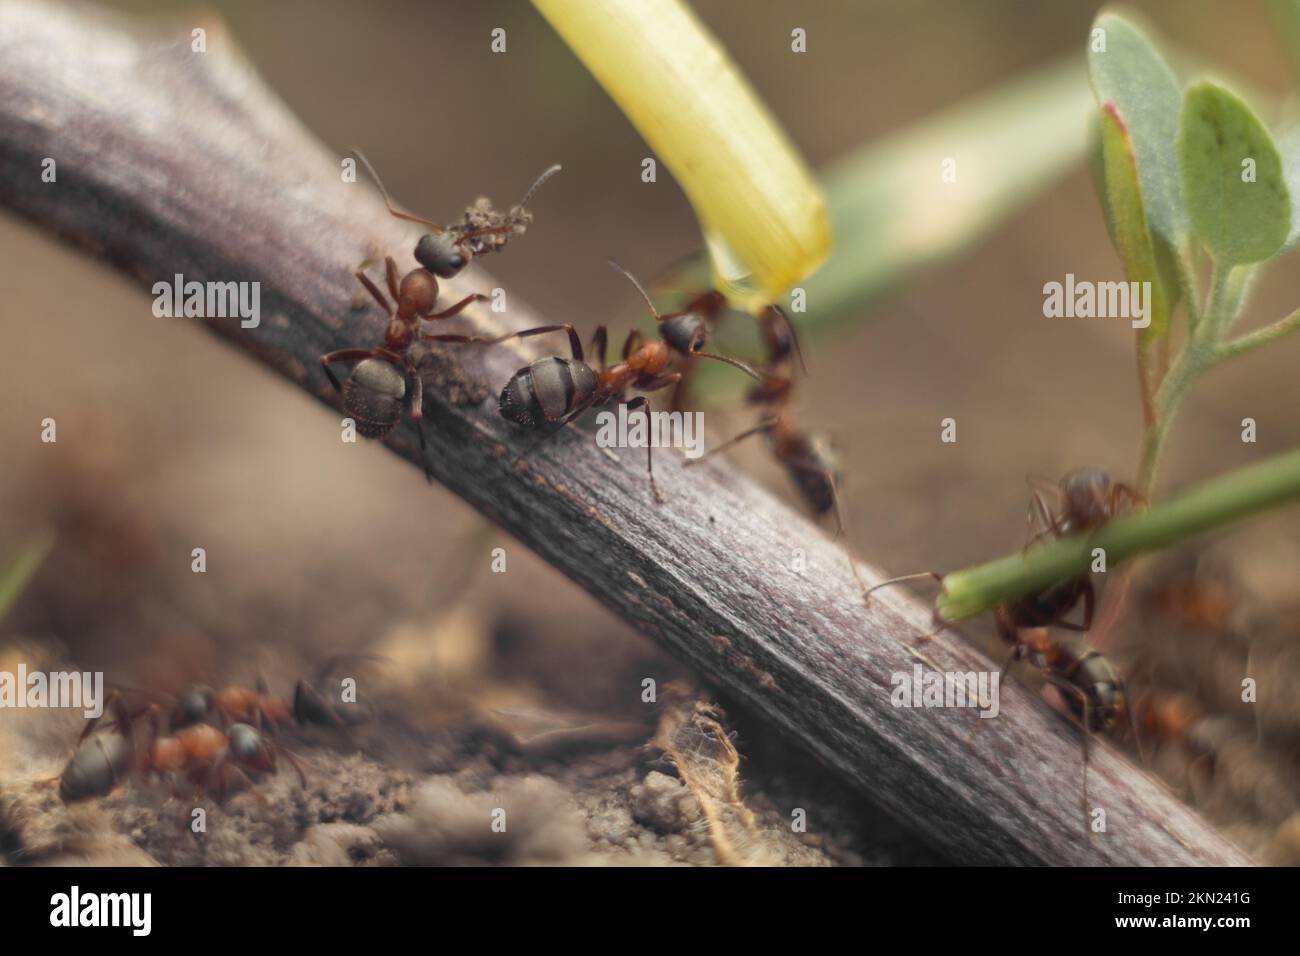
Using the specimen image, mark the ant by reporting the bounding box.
[171,657,379,733]
[322,157,561,481]
[354,150,562,279]
[321,256,488,482]
[685,307,841,538]
[650,289,805,412]
[60,692,305,803]
[427,264,762,502]
[865,468,1143,829]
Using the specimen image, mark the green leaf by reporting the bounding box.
[1097,101,1171,343]
[1178,81,1291,265]
[656,51,1094,358]
[1088,12,1189,249]
[1277,126,1300,252]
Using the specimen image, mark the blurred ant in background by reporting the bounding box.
[59,692,305,804]
[59,659,376,803]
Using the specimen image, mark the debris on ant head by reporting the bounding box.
[353,149,560,279]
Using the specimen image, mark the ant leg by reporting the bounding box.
[862,571,944,607]
[354,270,393,316]
[427,293,489,321]
[79,690,125,742]
[686,418,778,466]
[1024,491,1060,552]
[1054,580,1096,633]
[624,395,664,504]
[621,328,642,361]
[589,326,608,371]
[273,742,309,788]
[1046,678,1095,839]
[320,349,375,393]
[405,361,433,484]
[384,257,401,302]
[425,323,584,363]
[693,351,763,381]
[766,305,807,373]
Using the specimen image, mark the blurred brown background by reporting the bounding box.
[3,1,1300,864]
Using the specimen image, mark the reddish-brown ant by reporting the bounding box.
[685,309,841,537]
[653,289,805,412]
[171,657,379,733]
[865,469,1143,829]
[60,692,305,803]
[354,150,561,278]
[428,264,762,502]
[321,256,487,482]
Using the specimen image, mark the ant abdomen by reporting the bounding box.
[498,357,597,429]
[343,358,407,437]
[1051,638,1126,733]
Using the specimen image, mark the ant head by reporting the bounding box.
[172,685,213,728]
[227,722,264,762]
[659,312,708,355]
[1062,467,1113,529]
[415,232,469,279]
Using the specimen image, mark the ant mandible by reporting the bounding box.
[426,264,763,502]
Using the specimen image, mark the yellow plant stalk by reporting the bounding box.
[533,0,830,310]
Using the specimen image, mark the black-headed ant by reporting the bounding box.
[428,264,762,502]
[323,156,561,481]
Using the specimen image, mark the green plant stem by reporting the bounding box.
[1217,306,1300,362]
[936,446,1300,621]
[1136,262,1246,495]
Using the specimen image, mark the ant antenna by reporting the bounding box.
[693,350,762,381]
[351,147,445,231]
[608,259,662,320]
[516,163,563,212]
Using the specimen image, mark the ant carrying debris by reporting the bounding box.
[322,156,562,481]
[865,468,1143,830]
[59,692,305,804]
[321,256,488,483]
[427,264,763,502]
